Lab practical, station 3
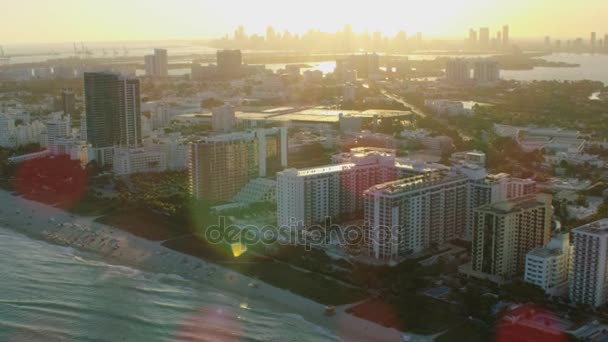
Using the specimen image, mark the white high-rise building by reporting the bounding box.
[277,148,397,228]
[525,233,572,296]
[142,101,171,129]
[570,219,608,307]
[154,49,168,77]
[79,112,87,141]
[211,104,236,132]
[144,49,168,77]
[364,173,470,261]
[144,55,156,76]
[0,114,16,147]
[45,112,71,153]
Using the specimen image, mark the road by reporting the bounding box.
[380,89,426,117]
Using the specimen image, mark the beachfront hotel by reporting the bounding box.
[569,219,608,307]
[188,128,287,202]
[84,72,142,165]
[277,148,397,228]
[364,173,470,261]
[468,194,552,282]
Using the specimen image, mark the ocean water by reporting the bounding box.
[0,226,339,342]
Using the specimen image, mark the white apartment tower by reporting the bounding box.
[525,233,572,296]
[144,49,168,77]
[277,148,397,228]
[45,112,71,153]
[364,173,470,261]
[570,219,608,308]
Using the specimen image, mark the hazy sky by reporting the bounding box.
[1,0,607,44]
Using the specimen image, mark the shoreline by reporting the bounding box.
[0,189,419,342]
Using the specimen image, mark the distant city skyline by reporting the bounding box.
[1,0,607,44]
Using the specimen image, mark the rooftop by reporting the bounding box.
[476,195,550,215]
[280,163,357,177]
[573,219,608,235]
[366,173,468,195]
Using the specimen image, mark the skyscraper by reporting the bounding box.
[61,88,76,115]
[470,194,552,281]
[189,128,287,202]
[445,59,470,84]
[502,25,510,47]
[84,72,141,164]
[479,27,490,49]
[590,32,597,51]
[473,59,500,84]
[364,174,470,261]
[153,49,168,77]
[569,219,608,307]
[144,55,156,76]
[144,49,168,77]
[118,78,142,147]
[216,50,243,78]
[468,29,477,46]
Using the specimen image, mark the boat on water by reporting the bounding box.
[324,305,335,316]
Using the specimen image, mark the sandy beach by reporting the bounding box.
[0,189,423,342]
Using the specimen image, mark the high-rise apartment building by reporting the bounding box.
[277,148,397,228]
[470,194,552,281]
[445,59,470,84]
[61,88,76,115]
[189,128,287,202]
[154,49,168,77]
[364,173,470,261]
[570,219,608,307]
[467,173,536,240]
[144,49,168,77]
[502,25,509,47]
[473,59,500,84]
[84,72,142,164]
[591,32,597,51]
[216,50,243,78]
[119,78,142,147]
[144,55,156,76]
[44,112,71,153]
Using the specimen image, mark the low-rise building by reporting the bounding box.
[524,233,572,296]
[113,147,167,176]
